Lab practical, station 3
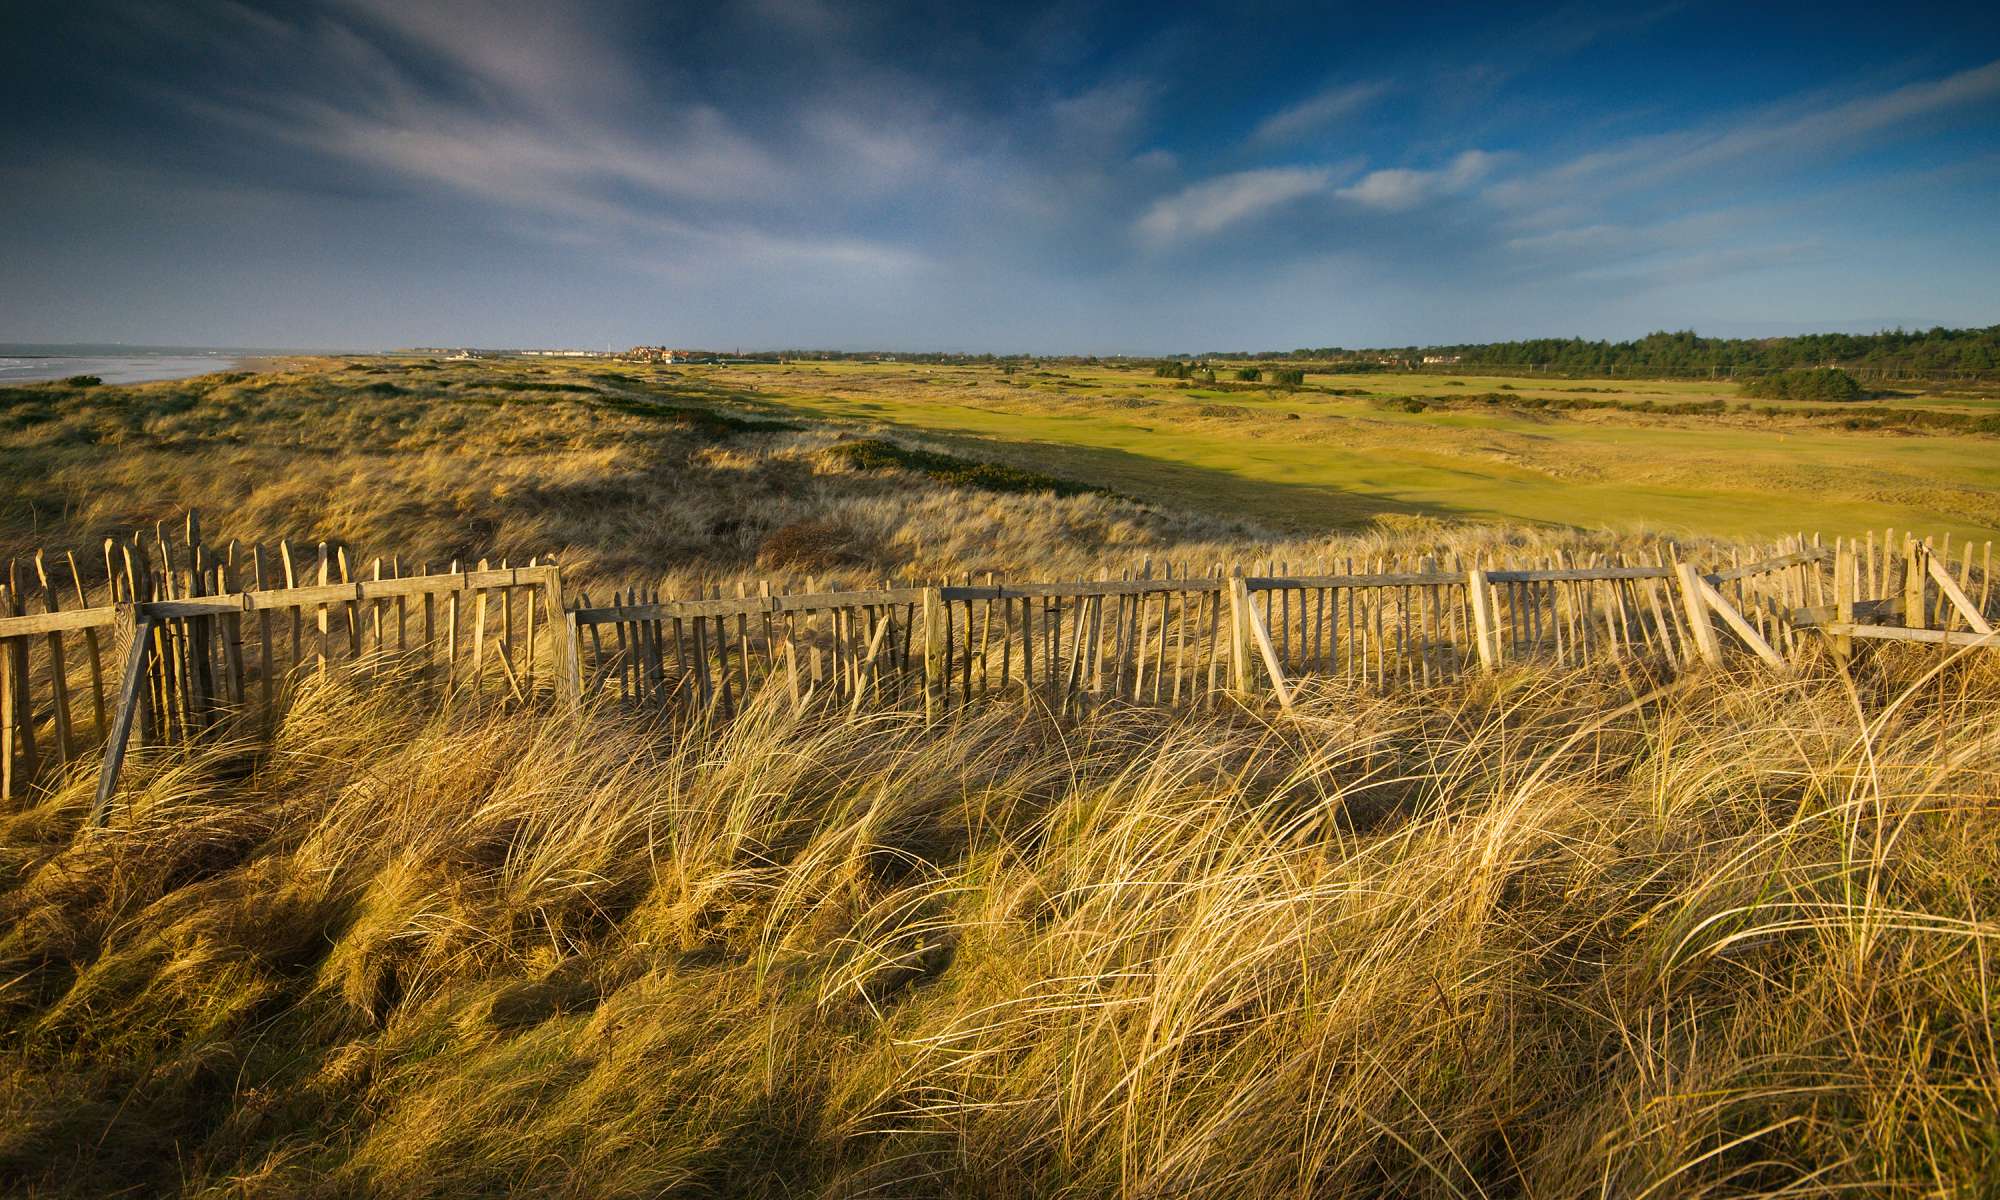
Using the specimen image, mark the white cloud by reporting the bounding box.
[1135,166,1337,242]
[1337,149,1500,211]
[1250,80,1388,145]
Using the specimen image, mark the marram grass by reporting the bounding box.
[1,650,1997,1197]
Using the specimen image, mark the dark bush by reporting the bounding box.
[590,395,797,439]
[1269,369,1305,387]
[831,439,1109,498]
[61,375,102,387]
[1741,368,1866,402]
[483,380,597,394]
[1235,368,1262,382]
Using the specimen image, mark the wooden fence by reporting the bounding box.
[1,518,1994,821]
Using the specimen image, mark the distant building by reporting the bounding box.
[1422,354,1462,365]
[623,346,699,363]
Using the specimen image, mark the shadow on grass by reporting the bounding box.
[801,421,1467,533]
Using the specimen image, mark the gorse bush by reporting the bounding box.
[1741,367,1866,402]
[830,437,1111,499]
[1,650,1996,1196]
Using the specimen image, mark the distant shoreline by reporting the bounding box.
[0,353,251,386]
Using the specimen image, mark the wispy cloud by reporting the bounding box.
[1251,80,1388,145]
[334,0,647,114]
[159,3,949,276]
[1135,166,1341,242]
[1337,150,1500,211]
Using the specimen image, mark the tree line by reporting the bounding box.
[1196,326,2000,374]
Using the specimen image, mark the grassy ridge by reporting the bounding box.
[2,653,1996,1195]
[0,360,1233,592]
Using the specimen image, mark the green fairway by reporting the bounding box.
[690,362,2000,545]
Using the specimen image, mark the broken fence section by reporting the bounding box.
[2,520,1994,821]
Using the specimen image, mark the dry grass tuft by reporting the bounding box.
[757,518,870,573]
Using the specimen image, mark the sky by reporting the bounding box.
[2,0,1998,353]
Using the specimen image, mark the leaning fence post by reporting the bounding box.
[1241,589,1296,712]
[1675,563,1723,666]
[922,586,945,719]
[92,606,153,825]
[1467,567,1501,671]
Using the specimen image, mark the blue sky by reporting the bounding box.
[3,0,1997,352]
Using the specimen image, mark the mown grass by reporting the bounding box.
[741,361,2000,543]
[2,647,1996,1196]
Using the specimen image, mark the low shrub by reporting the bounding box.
[831,438,1109,498]
[482,379,598,395]
[591,395,799,439]
[1741,368,1866,402]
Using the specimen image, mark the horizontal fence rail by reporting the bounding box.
[2,516,1994,821]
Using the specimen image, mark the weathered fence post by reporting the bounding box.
[922,586,945,718]
[1905,540,1927,631]
[1467,567,1500,671]
[1226,574,1255,695]
[540,563,581,710]
[1832,541,1854,666]
[1675,563,1723,666]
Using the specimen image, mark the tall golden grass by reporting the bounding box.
[3,644,1996,1196]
